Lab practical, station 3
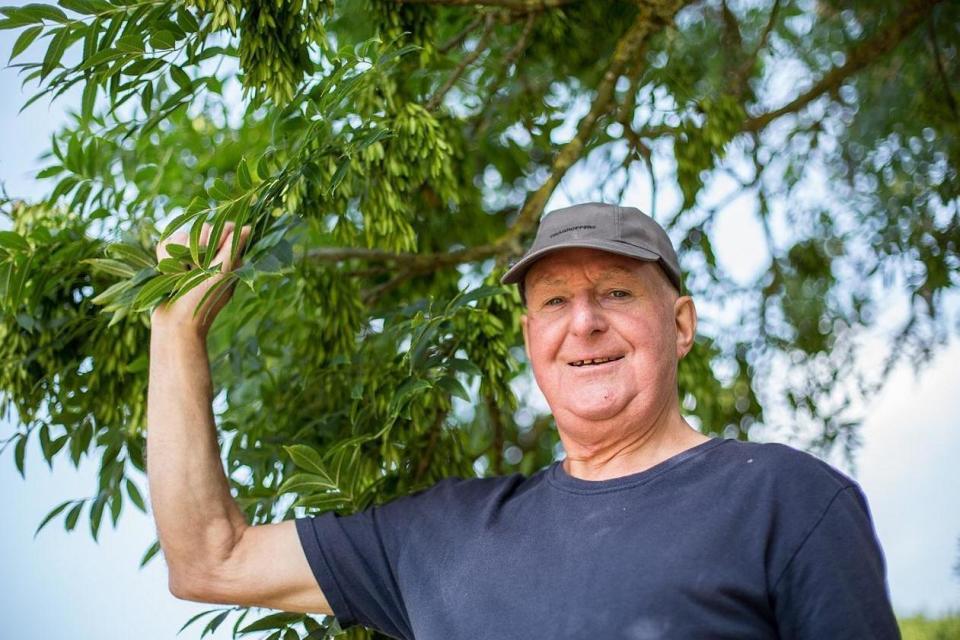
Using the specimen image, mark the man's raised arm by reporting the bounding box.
[146,222,331,614]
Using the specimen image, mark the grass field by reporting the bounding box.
[899,613,960,640]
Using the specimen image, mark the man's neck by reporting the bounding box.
[559,410,710,482]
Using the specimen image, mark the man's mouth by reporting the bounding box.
[568,356,625,367]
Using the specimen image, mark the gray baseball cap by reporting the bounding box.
[500,202,682,293]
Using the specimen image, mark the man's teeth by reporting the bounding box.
[570,356,622,366]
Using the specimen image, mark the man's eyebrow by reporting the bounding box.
[596,265,638,279]
[526,273,566,288]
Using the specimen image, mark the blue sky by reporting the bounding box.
[1,8,958,640]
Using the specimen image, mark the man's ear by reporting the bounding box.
[675,295,697,359]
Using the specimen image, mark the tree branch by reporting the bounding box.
[438,14,485,54]
[485,391,504,475]
[469,10,539,139]
[503,0,692,245]
[927,12,958,119]
[732,0,781,93]
[743,0,944,133]
[427,14,496,111]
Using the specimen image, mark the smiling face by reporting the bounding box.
[520,248,696,443]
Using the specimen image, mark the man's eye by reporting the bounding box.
[544,297,564,306]
[609,290,631,298]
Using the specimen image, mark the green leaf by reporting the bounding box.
[149,29,175,50]
[109,490,122,526]
[283,445,333,479]
[160,241,191,260]
[278,473,339,495]
[139,539,161,567]
[188,213,206,266]
[0,230,30,252]
[106,242,155,269]
[35,164,62,178]
[238,612,303,634]
[175,6,198,33]
[9,24,42,62]
[132,272,180,311]
[207,177,231,201]
[14,434,26,478]
[177,608,219,635]
[328,156,350,194]
[81,80,96,121]
[89,493,107,542]
[391,378,433,413]
[20,4,67,23]
[437,375,470,402]
[450,285,505,309]
[122,57,163,76]
[140,78,153,112]
[156,257,188,274]
[125,478,146,512]
[41,25,70,79]
[34,500,72,537]
[202,610,230,638]
[236,156,252,190]
[64,501,83,531]
[114,33,143,53]
[90,278,132,306]
[448,358,482,377]
[303,616,325,639]
[170,64,191,91]
[76,46,126,70]
[59,0,112,16]
[80,257,136,279]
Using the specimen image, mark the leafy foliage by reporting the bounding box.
[1,0,957,637]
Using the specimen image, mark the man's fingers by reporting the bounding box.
[157,230,188,262]
[214,224,253,272]
[156,223,251,269]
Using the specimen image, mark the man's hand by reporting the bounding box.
[151,221,252,339]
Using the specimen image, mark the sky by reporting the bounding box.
[1,9,959,640]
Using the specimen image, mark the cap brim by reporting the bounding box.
[500,240,661,285]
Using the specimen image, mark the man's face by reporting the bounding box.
[520,248,694,433]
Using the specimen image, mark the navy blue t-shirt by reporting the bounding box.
[295,438,899,639]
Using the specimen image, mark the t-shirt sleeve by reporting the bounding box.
[771,484,900,640]
[295,501,415,640]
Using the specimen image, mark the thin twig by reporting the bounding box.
[485,391,504,475]
[414,411,446,483]
[927,13,958,118]
[426,14,497,111]
[439,14,485,54]
[732,0,781,91]
[485,11,537,100]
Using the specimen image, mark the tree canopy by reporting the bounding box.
[1,0,957,637]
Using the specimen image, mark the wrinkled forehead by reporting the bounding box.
[523,249,653,290]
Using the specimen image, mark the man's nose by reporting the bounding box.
[569,296,608,336]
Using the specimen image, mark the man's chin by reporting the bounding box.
[556,398,632,424]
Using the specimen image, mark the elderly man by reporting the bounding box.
[148,203,899,639]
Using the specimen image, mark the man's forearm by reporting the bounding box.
[146,322,248,594]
